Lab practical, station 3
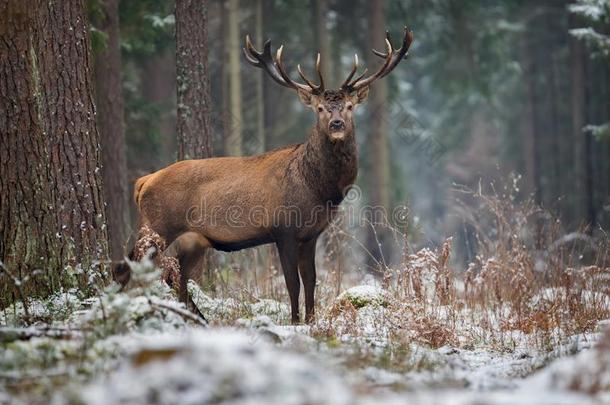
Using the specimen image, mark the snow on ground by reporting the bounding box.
[56,315,607,405]
[67,329,352,405]
[2,281,610,404]
[336,285,389,308]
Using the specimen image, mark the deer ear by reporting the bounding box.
[353,86,370,105]
[297,89,314,106]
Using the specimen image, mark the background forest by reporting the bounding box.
[111,0,610,266]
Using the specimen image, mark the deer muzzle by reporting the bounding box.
[329,119,345,132]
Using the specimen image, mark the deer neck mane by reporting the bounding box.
[294,125,358,204]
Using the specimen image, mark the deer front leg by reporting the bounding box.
[298,238,317,323]
[276,237,300,324]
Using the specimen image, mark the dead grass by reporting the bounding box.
[309,179,610,351]
[128,178,610,352]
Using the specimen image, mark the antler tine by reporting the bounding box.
[297,64,318,89]
[350,37,393,90]
[315,53,325,92]
[243,35,260,66]
[243,36,295,88]
[275,45,319,93]
[350,67,368,85]
[371,26,413,79]
[340,54,359,89]
[372,31,392,58]
[296,53,325,93]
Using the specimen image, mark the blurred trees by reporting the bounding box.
[366,0,392,269]
[2,0,600,290]
[100,0,608,267]
[92,0,130,261]
[1,0,108,305]
[225,0,243,156]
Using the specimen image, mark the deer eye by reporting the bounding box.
[346,103,353,111]
[317,106,325,113]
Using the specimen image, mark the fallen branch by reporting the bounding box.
[0,326,83,343]
[148,297,208,327]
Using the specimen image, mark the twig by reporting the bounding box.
[0,261,31,321]
[148,297,208,327]
[0,326,83,343]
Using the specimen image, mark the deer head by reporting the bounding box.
[243,27,413,142]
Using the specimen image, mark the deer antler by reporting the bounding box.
[341,26,413,93]
[243,35,325,95]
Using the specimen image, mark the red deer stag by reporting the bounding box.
[115,27,413,323]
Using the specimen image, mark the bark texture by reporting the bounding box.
[0,0,109,305]
[570,16,586,222]
[225,0,242,156]
[254,0,265,153]
[176,0,213,160]
[94,0,129,260]
[365,0,391,269]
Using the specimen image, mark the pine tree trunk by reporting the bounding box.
[253,0,265,153]
[94,0,129,261]
[365,0,391,270]
[260,0,275,150]
[0,0,109,305]
[311,0,331,82]
[583,59,597,229]
[225,0,242,156]
[176,0,213,160]
[141,50,176,166]
[570,15,586,223]
[519,32,536,197]
[525,27,542,206]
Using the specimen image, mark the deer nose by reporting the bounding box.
[329,119,345,131]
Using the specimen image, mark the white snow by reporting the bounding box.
[71,329,353,405]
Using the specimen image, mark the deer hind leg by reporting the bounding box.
[276,237,300,324]
[173,232,211,303]
[298,238,318,323]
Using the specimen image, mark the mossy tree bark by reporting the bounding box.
[93,0,130,261]
[0,0,109,306]
[176,0,213,160]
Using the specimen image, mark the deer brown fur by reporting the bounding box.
[115,27,413,323]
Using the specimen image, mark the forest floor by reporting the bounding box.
[1,247,609,405]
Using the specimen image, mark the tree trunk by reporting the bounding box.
[570,15,586,224]
[141,50,177,167]
[0,0,109,305]
[311,0,331,82]
[176,0,213,160]
[583,59,597,229]
[253,0,265,153]
[525,27,543,207]
[225,0,242,156]
[260,0,276,150]
[519,34,536,197]
[547,54,562,209]
[94,0,129,261]
[365,0,391,271]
